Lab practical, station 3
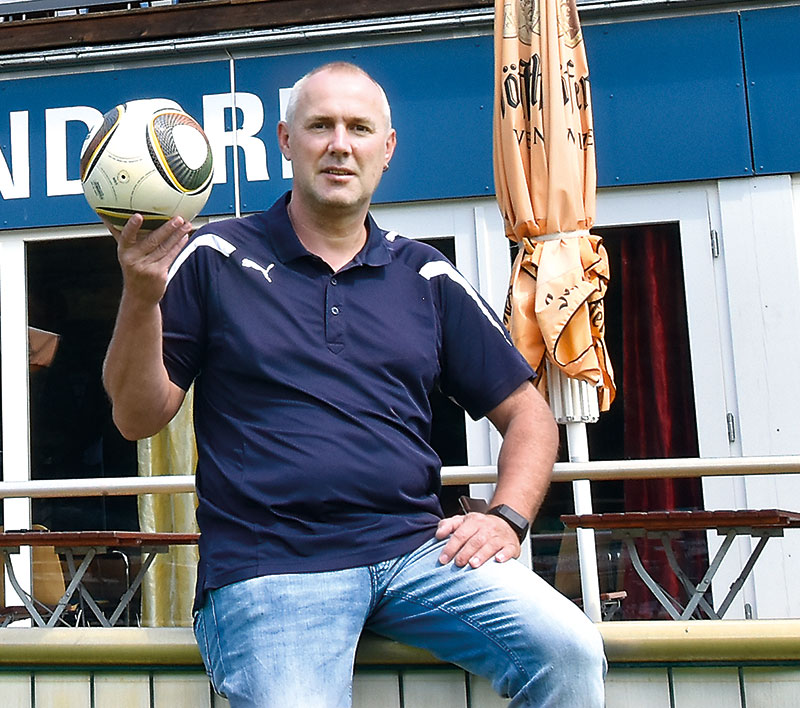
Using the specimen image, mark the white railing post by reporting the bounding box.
[0,240,33,610]
[567,424,602,622]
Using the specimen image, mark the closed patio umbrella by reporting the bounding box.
[493,0,616,620]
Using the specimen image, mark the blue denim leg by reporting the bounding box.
[193,538,606,707]
[193,568,372,708]
[366,537,606,708]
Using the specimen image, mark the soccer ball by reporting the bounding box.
[80,98,214,231]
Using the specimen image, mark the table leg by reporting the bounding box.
[660,533,718,619]
[2,550,46,626]
[107,550,160,627]
[49,550,96,627]
[622,536,683,620]
[716,533,772,618]
[61,549,111,628]
[679,530,738,620]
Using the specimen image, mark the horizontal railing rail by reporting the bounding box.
[0,455,798,499]
[4,620,800,665]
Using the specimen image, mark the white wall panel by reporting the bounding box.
[671,667,741,708]
[604,668,670,708]
[152,672,211,708]
[717,175,800,456]
[0,674,31,708]
[35,672,91,708]
[742,667,800,708]
[0,239,33,605]
[352,672,401,708]
[94,674,150,708]
[711,175,800,618]
[211,689,231,707]
[468,675,510,707]
[402,670,467,708]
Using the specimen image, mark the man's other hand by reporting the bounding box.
[435,512,521,568]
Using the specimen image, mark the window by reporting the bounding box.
[415,235,469,516]
[26,236,138,532]
[532,221,705,619]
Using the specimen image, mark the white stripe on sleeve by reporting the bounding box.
[166,233,237,285]
[418,260,512,345]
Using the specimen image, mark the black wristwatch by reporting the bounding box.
[487,504,530,542]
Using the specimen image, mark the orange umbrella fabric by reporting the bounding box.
[493,0,615,410]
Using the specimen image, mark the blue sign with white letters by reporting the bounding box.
[2,7,798,231]
[233,38,495,214]
[0,60,235,229]
[0,37,495,230]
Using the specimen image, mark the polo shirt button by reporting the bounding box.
[330,277,338,285]
[331,306,340,315]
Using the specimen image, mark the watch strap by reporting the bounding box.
[487,504,530,542]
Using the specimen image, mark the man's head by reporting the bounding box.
[284,62,393,131]
[277,63,397,218]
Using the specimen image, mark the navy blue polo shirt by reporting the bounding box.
[160,193,534,607]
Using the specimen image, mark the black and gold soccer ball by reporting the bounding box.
[80,98,214,231]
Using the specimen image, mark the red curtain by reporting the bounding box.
[619,224,704,619]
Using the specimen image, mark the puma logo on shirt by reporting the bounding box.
[242,258,275,283]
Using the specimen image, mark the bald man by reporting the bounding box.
[103,62,605,708]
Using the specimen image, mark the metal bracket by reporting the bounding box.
[710,229,720,258]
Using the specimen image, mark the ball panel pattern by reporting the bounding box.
[95,206,171,231]
[147,111,214,194]
[79,106,122,181]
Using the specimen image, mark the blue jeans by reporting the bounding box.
[193,536,606,707]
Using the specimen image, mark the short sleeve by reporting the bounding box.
[160,235,211,391]
[424,260,534,420]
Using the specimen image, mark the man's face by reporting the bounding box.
[278,69,397,216]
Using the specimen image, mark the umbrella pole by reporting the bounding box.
[566,421,603,622]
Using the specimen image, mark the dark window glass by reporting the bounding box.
[27,237,138,532]
[530,223,703,620]
[417,236,468,516]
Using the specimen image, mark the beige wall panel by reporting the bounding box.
[671,668,742,708]
[352,672,401,708]
[402,670,467,708]
[0,674,32,708]
[211,688,232,707]
[742,667,800,708]
[604,668,670,708]
[34,672,91,708]
[94,674,150,708]
[153,672,211,708]
[468,675,510,707]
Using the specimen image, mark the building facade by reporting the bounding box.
[1,0,800,627]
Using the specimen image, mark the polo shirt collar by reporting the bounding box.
[267,192,392,268]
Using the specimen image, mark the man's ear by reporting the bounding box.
[384,129,397,168]
[277,121,291,160]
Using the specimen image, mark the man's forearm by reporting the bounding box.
[487,381,559,523]
[102,215,192,440]
[435,381,558,568]
[103,292,184,440]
